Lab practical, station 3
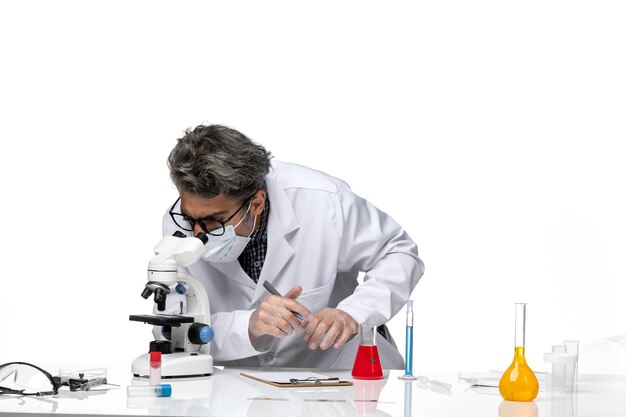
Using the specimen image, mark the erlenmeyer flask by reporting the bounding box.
[499,303,539,401]
[352,324,383,380]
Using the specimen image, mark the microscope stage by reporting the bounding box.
[129,314,195,326]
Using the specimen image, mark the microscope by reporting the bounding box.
[129,231,214,378]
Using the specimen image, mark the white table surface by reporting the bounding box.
[1,364,625,417]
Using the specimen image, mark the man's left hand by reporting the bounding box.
[302,308,358,350]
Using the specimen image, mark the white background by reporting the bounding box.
[1,1,625,374]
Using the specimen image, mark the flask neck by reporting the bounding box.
[359,324,377,345]
[513,303,526,348]
[513,346,527,362]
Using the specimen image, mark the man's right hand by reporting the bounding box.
[248,286,311,341]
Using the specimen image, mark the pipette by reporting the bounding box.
[415,375,452,395]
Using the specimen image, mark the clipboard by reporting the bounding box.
[240,371,353,387]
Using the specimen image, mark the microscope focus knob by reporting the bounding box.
[188,323,214,345]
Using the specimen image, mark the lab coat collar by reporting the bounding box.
[209,172,300,301]
[251,178,300,306]
[264,168,300,237]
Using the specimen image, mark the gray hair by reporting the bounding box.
[168,124,273,202]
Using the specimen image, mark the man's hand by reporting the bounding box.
[248,286,311,341]
[302,308,358,350]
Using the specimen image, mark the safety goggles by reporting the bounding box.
[0,362,60,396]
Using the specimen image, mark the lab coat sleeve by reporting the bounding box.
[333,181,425,325]
[210,310,272,361]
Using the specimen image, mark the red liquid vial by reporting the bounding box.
[352,325,383,380]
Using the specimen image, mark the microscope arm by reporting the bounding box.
[176,271,211,326]
[175,271,212,354]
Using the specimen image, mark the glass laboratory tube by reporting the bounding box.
[149,351,161,385]
[405,300,414,375]
[399,300,417,380]
[498,303,539,402]
[564,340,579,390]
[514,303,525,349]
[127,384,172,398]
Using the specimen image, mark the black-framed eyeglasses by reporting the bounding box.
[169,193,255,236]
[0,362,60,396]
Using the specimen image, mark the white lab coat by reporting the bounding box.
[159,161,424,369]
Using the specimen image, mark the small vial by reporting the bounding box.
[127,384,172,398]
[149,351,162,385]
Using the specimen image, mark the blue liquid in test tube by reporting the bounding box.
[399,300,417,380]
[405,300,414,375]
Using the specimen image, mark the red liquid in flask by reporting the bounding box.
[352,345,383,380]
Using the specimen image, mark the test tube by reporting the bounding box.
[127,384,172,398]
[564,340,579,390]
[398,300,417,380]
[149,351,162,385]
[405,300,414,375]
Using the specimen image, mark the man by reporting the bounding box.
[158,124,424,369]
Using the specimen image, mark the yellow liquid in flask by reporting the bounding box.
[499,347,539,402]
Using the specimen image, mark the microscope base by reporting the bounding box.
[131,351,213,378]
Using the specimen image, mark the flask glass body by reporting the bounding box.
[499,303,539,402]
[352,325,383,380]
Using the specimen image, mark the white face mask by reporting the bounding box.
[201,202,257,263]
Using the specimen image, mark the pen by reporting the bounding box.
[262,281,304,321]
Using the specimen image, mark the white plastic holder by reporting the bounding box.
[543,345,577,394]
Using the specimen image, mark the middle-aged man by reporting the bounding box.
[156,124,424,369]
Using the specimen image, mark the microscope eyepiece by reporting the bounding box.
[195,232,208,245]
[141,287,154,299]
